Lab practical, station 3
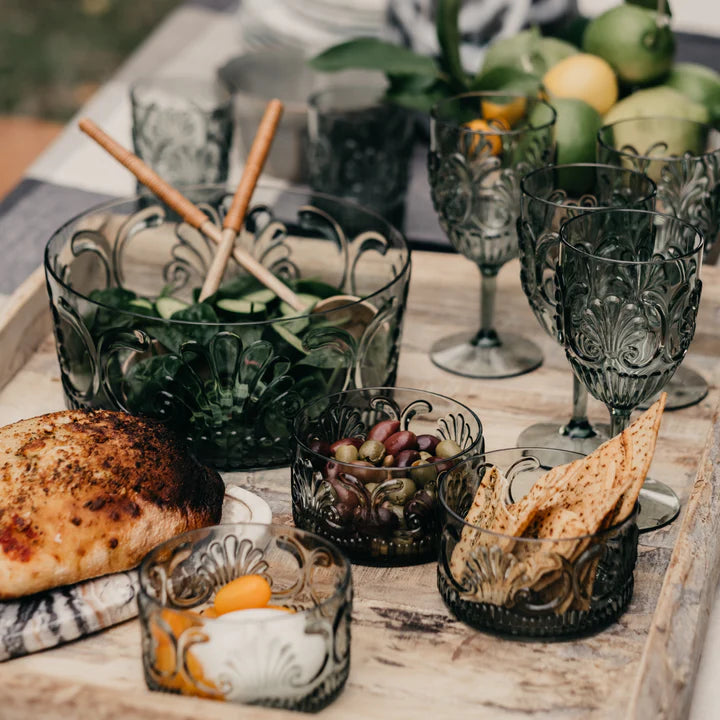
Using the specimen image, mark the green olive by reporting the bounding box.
[436,439,462,459]
[358,439,386,464]
[385,477,417,504]
[419,451,433,461]
[335,444,359,463]
[387,502,406,528]
[410,459,437,488]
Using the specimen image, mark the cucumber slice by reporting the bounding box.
[241,288,277,305]
[216,298,266,315]
[277,294,319,334]
[272,323,307,354]
[129,298,155,312]
[279,294,321,317]
[156,296,190,319]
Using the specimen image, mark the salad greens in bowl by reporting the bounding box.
[44,185,411,469]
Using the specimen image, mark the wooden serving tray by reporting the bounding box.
[1,251,719,720]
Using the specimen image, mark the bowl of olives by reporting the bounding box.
[291,387,484,564]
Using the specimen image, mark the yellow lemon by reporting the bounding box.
[543,53,618,116]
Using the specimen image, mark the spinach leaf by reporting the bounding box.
[146,303,219,353]
[124,354,184,416]
[88,287,140,335]
[214,274,266,300]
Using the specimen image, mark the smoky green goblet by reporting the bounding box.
[597,116,720,410]
[428,92,556,379]
[556,208,703,531]
[517,163,656,455]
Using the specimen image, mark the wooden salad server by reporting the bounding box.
[78,108,304,311]
[78,113,376,334]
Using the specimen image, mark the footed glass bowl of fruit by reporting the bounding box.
[44,185,410,469]
[292,387,484,564]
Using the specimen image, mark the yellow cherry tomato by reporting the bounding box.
[462,118,509,156]
[214,574,272,615]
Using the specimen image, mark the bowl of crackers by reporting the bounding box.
[436,399,665,639]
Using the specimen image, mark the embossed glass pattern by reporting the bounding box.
[307,86,415,228]
[131,78,233,187]
[292,387,484,564]
[44,186,410,469]
[438,449,639,639]
[597,117,720,410]
[428,92,556,378]
[517,164,656,452]
[138,523,352,711]
[556,209,703,530]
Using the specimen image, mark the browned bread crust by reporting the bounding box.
[0,409,224,598]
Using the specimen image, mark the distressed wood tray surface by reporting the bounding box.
[1,251,719,720]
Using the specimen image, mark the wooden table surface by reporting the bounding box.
[1,250,719,720]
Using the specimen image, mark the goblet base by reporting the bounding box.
[637,479,680,533]
[639,365,708,411]
[430,331,543,379]
[516,422,611,460]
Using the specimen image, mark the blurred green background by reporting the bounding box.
[0,0,181,120]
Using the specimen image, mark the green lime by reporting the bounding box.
[482,28,577,77]
[665,62,720,125]
[604,86,708,125]
[552,97,603,165]
[601,88,708,179]
[583,5,674,85]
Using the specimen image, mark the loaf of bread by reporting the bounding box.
[0,409,223,599]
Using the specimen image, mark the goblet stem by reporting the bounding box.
[473,268,500,348]
[609,408,631,438]
[561,376,599,439]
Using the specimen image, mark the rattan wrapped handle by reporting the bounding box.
[199,99,284,301]
[78,118,208,229]
[78,115,306,311]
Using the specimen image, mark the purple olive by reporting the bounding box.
[327,475,361,509]
[416,434,440,454]
[344,460,385,485]
[383,431,418,456]
[367,419,400,443]
[375,502,400,534]
[309,438,332,457]
[333,501,356,525]
[394,449,421,468]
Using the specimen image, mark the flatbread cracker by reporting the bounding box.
[449,466,512,580]
[611,392,666,524]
